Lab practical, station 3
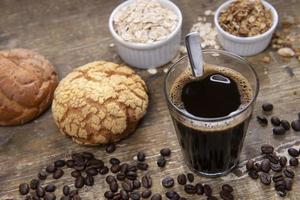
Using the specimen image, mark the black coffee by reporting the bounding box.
[170,64,253,175]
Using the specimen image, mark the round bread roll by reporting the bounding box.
[52,61,148,145]
[0,48,59,126]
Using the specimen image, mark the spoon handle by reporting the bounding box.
[185,32,203,78]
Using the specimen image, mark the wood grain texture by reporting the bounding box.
[0,0,300,199]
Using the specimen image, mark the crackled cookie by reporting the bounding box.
[0,48,59,126]
[52,61,148,145]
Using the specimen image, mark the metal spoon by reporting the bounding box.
[185,32,204,78]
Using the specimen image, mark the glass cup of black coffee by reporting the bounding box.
[164,49,259,177]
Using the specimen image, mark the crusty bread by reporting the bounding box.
[0,49,59,126]
[52,61,148,145]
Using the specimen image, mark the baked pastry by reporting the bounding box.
[52,61,148,145]
[0,48,59,126]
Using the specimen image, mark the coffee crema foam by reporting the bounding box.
[170,64,254,132]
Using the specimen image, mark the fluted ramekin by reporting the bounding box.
[214,0,278,56]
[109,0,182,69]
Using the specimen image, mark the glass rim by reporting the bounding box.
[164,49,260,122]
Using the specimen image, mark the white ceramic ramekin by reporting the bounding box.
[109,0,182,69]
[214,0,278,56]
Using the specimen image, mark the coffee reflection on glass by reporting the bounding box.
[164,50,259,177]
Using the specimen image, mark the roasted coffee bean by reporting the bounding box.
[222,184,233,193]
[120,163,129,173]
[71,170,81,178]
[38,170,47,180]
[289,157,299,166]
[220,190,234,200]
[86,167,98,176]
[162,176,174,188]
[257,115,268,126]
[262,102,273,112]
[165,191,179,199]
[63,185,70,196]
[260,172,271,185]
[281,120,291,130]
[253,162,261,172]
[137,152,146,162]
[291,120,300,131]
[266,153,279,164]
[187,173,194,182]
[128,164,138,172]
[126,171,138,180]
[261,159,271,173]
[279,156,288,167]
[142,174,152,188]
[53,168,64,179]
[273,174,284,182]
[122,180,133,192]
[45,184,56,192]
[196,183,204,195]
[106,175,117,184]
[110,158,120,165]
[85,175,94,186]
[271,116,281,126]
[30,179,39,190]
[285,178,293,191]
[157,156,166,168]
[120,189,129,200]
[110,181,118,193]
[46,164,57,173]
[283,168,295,178]
[288,148,299,157]
[87,159,104,168]
[275,180,286,191]
[106,144,116,153]
[54,160,66,168]
[277,190,287,197]
[99,166,109,175]
[273,126,286,135]
[104,191,114,199]
[75,176,84,188]
[116,172,126,181]
[82,152,94,160]
[69,190,79,197]
[246,159,254,170]
[133,180,141,189]
[142,190,152,198]
[248,170,259,179]
[177,174,187,185]
[151,193,162,200]
[44,193,56,200]
[112,193,121,200]
[111,164,121,173]
[184,184,196,194]
[261,144,274,154]
[19,183,30,195]
[203,184,212,197]
[137,162,149,171]
[73,163,85,171]
[72,153,84,162]
[66,160,75,168]
[160,148,171,157]
[36,186,45,197]
[271,163,282,172]
[130,191,140,200]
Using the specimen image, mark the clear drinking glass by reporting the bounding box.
[164,49,259,177]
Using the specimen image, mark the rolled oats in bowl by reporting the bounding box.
[113,0,179,44]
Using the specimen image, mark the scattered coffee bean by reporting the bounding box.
[289,157,299,166]
[110,181,118,192]
[86,167,98,176]
[184,184,196,194]
[279,156,288,167]
[273,126,286,135]
[66,160,75,168]
[142,190,152,198]
[106,144,116,153]
[271,116,281,126]
[126,171,138,180]
[46,164,57,173]
[288,148,299,157]
[177,174,187,185]
[283,168,295,178]
[271,163,282,172]
[203,184,212,197]
[281,120,291,130]
[260,172,271,185]
[45,184,56,192]
[151,193,162,200]
[275,180,286,191]
[285,178,293,191]
[106,175,116,184]
[248,170,259,179]
[266,153,279,164]
[187,173,194,182]
[99,166,109,175]
[142,174,152,189]
[19,183,30,195]
[38,170,48,180]
[196,183,204,195]
[220,190,234,200]
[133,180,141,189]
[222,184,233,193]
[75,176,85,188]
[53,168,64,179]
[30,179,39,190]
[110,164,121,173]
[54,160,65,168]
[273,174,284,183]
[160,148,171,157]
[137,152,146,162]
[87,159,104,168]
[63,185,70,196]
[82,152,94,160]
[130,191,141,200]
[157,156,166,168]
[262,103,273,112]
[291,120,300,131]
[69,189,79,197]
[71,170,81,178]
[44,193,56,200]
[104,191,114,199]
[261,159,271,173]
[257,115,268,126]
[109,158,120,165]
[137,162,149,171]
[116,172,126,181]
[277,190,287,197]
[85,175,94,186]
[261,144,274,154]
[246,160,254,170]
[120,189,129,200]
[36,186,45,197]
[122,180,133,192]
[120,163,129,173]
[162,176,174,188]
[128,164,138,172]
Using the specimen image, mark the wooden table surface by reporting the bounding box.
[1,0,300,199]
